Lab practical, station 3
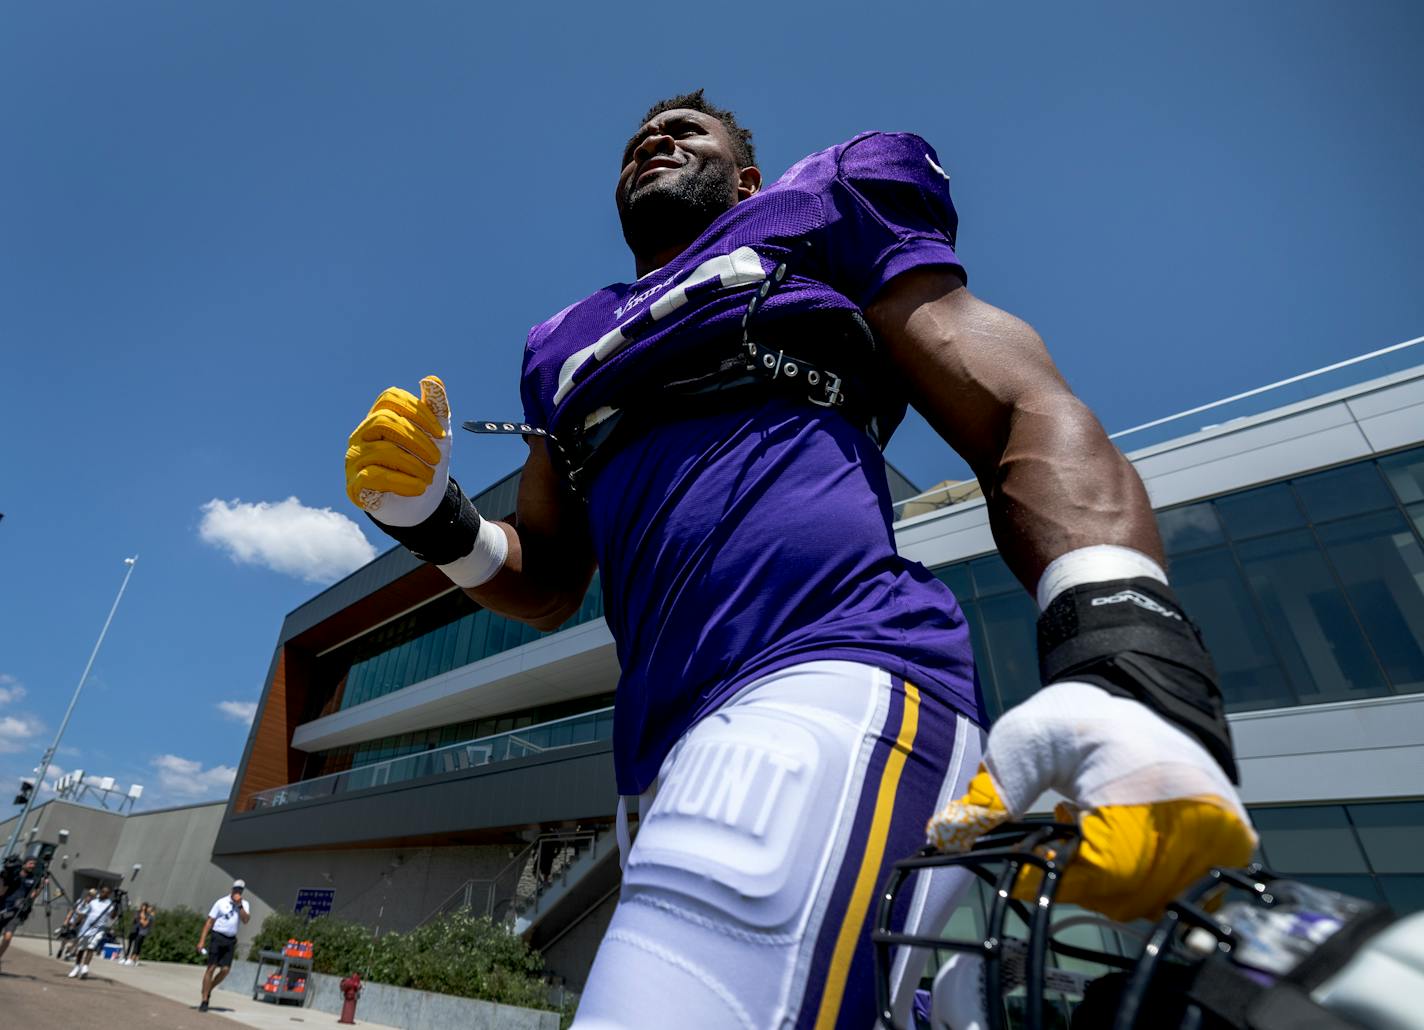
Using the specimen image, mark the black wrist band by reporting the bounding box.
[1037,576,1239,783]
[367,478,482,566]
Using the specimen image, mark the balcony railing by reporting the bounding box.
[892,340,1424,522]
[247,706,614,810]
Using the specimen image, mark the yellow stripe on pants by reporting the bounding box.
[812,681,921,1030]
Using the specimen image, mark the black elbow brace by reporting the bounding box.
[1037,577,1239,784]
[366,478,482,566]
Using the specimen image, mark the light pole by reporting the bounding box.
[4,556,139,859]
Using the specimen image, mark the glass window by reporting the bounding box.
[934,563,973,602]
[956,598,1001,720]
[1295,464,1395,523]
[1285,874,1385,905]
[1235,530,1388,702]
[1317,512,1424,692]
[1347,802,1424,874]
[412,628,436,684]
[1252,806,1368,874]
[1380,447,1424,506]
[453,614,473,667]
[1410,503,1424,544]
[440,617,459,672]
[976,592,1041,711]
[1170,548,1294,709]
[970,555,1021,598]
[1378,875,1424,915]
[1157,502,1226,555]
[469,610,492,663]
[1214,484,1306,540]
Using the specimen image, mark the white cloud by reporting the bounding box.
[0,675,45,755]
[40,764,68,793]
[0,714,42,754]
[217,700,258,724]
[152,754,237,800]
[199,497,376,584]
[0,674,25,706]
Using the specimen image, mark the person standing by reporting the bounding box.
[122,902,153,965]
[57,888,95,963]
[196,879,249,1012]
[67,883,116,979]
[0,857,45,973]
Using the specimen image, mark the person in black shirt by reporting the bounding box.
[0,857,45,972]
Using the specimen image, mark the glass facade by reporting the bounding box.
[1252,800,1424,915]
[935,447,1424,720]
[253,704,617,810]
[323,572,606,713]
[304,447,1424,783]
[305,692,615,777]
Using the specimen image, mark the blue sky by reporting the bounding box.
[2,1,1421,811]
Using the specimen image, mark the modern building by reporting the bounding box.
[213,359,1424,989]
[0,798,237,937]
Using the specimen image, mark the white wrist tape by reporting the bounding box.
[1035,544,1168,611]
[436,519,508,589]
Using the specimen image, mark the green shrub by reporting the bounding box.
[248,912,373,975]
[137,906,208,965]
[247,910,554,1011]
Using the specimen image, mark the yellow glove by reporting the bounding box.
[927,681,1256,923]
[345,376,450,527]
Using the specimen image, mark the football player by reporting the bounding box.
[345,91,1254,1028]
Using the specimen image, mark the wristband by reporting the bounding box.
[366,478,507,587]
[1037,575,1239,782]
[1035,544,1167,610]
[437,520,508,589]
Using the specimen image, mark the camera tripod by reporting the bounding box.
[37,874,74,958]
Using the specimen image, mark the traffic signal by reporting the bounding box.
[13,780,33,806]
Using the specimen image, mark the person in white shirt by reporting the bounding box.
[196,879,249,1012]
[67,884,116,980]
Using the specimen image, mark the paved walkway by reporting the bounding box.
[2,935,397,1029]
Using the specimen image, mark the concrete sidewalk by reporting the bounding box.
[6,935,398,1029]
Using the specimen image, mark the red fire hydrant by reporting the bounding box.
[338,972,362,1024]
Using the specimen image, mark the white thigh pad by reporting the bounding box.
[625,700,850,931]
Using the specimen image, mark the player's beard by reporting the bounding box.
[619,156,739,261]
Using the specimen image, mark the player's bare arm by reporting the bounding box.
[871,263,1253,920]
[866,265,1163,589]
[459,437,595,630]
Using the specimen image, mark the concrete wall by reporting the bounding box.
[109,802,233,912]
[1,799,125,903]
[3,800,533,955]
[541,888,618,992]
[229,841,514,935]
[216,741,616,855]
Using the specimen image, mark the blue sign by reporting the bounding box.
[293,887,335,920]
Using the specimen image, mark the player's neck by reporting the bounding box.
[634,241,690,279]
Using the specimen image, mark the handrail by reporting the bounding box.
[248,705,614,810]
[1106,335,1424,442]
[892,339,1424,521]
[504,734,546,755]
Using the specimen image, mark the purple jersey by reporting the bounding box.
[520,132,984,793]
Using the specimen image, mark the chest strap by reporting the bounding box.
[464,256,882,498]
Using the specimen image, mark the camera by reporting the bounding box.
[1,853,21,893]
[1,851,45,921]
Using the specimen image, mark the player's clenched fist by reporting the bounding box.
[926,682,1256,923]
[344,376,507,588]
[346,376,451,527]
